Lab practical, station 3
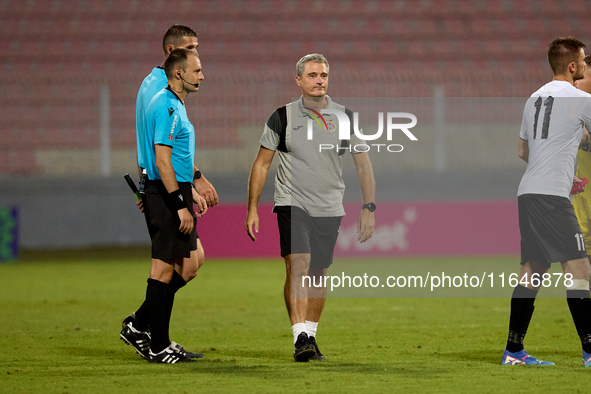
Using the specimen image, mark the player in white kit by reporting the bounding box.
[502,37,591,367]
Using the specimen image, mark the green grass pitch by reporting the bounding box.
[1,251,590,393]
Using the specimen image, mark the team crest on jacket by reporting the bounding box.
[326,120,337,134]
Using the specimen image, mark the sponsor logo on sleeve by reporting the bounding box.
[169,114,178,137]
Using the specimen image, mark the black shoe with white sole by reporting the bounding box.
[120,323,151,360]
[308,336,325,360]
[293,332,316,362]
[171,341,205,359]
[121,313,135,329]
[149,344,198,364]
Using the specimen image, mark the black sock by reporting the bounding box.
[133,301,148,332]
[134,271,186,332]
[164,271,187,328]
[506,285,537,353]
[169,270,188,293]
[566,289,591,354]
[145,278,171,354]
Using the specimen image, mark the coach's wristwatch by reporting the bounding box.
[362,202,376,212]
[193,170,202,180]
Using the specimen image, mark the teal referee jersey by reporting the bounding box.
[136,67,167,170]
[144,87,195,183]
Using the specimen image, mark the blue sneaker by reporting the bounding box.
[502,349,555,365]
[583,351,591,367]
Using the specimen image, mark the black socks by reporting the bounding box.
[145,278,171,353]
[132,271,188,352]
[507,285,591,354]
[165,271,188,328]
[566,289,591,354]
[133,301,148,332]
[506,284,538,353]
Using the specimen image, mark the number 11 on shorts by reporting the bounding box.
[575,233,586,251]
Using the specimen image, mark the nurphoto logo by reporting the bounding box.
[306,109,418,153]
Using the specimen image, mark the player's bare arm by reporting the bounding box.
[192,187,207,217]
[245,146,275,242]
[193,165,219,207]
[352,152,376,243]
[581,127,590,147]
[155,143,194,235]
[518,138,529,163]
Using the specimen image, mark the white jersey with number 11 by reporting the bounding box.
[518,81,591,198]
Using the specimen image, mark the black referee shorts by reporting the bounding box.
[519,193,587,268]
[143,180,198,260]
[274,205,342,270]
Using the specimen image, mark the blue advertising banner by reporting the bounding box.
[0,207,18,262]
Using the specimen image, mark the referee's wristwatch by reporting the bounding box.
[362,202,376,212]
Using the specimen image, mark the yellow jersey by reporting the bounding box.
[573,143,591,251]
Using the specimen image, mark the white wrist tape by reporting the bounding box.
[567,279,590,291]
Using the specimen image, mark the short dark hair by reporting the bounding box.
[547,37,586,75]
[584,55,591,66]
[162,24,198,55]
[164,48,197,79]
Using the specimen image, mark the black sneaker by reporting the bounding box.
[308,336,325,361]
[149,344,197,364]
[120,323,151,360]
[121,313,135,329]
[293,332,316,362]
[171,341,205,359]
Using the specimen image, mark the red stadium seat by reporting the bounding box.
[508,0,533,13]
[425,0,454,16]
[402,0,432,14]
[507,38,542,57]
[431,41,453,57]
[0,150,38,175]
[567,0,588,13]
[457,39,478,57]
[359,18,384,35]
[258,20,278,36]
[453,0,481,16]
[351,41,374,57]
[492,19,521,38]
[24,0,53,13]
[482,40,506,58]
[0,40,12,58]
[440,18,467,36]
[468,19,493,36]
[548,19,578,37]
[309,0,341,13]
[481,0,509,15]
[538,0,567,14]
[409,19,438,38]
[388,19,410,36]
[522,18,545,36]
[54,0,85,14]
[406,41,428,58]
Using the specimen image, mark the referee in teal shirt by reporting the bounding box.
[124,48,206,364]
[121,25,215,363]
